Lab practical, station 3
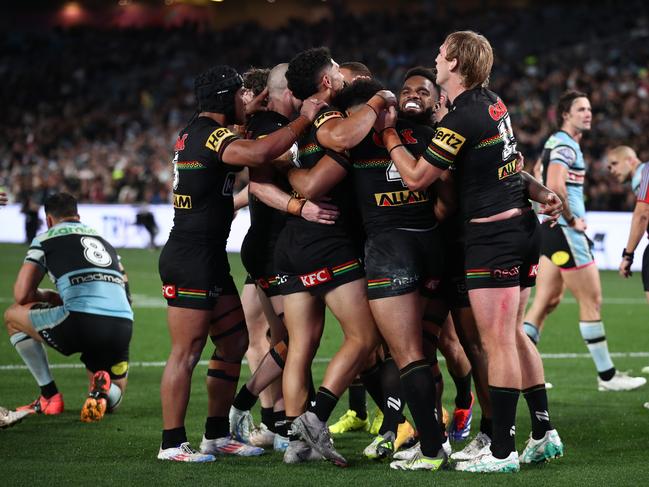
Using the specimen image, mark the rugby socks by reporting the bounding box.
[233,384,258,412]
[360,362,384,412]
[273,410,287,435]
[579,321,616,380]
[433,370,444,427]
[348,379,367,420]
[450,371,473,410]
[523,321,540,345]
[400,360,444,458]
[523,384,553,440]
[489,386,519,459]
[204,416,229,440]
[480,416,493,438]
[162,426,187,449]
[261,407,274,429]
[310,386,338,423]
[285,416,298,441]
[10,333,56,395]
[107,383,123,411]
[379,357,406,435]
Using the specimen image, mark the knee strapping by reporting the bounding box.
[207,353,241,382]
[269,340,288,369]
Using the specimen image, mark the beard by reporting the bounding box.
[398,107,434,126]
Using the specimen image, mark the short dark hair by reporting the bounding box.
[557,90,588,127]
[243,68,271,96]
[333,78,384,111]
[44,193,78,218]
[340,61,372,78]
[404,66,437,87]
[286,47,332,101]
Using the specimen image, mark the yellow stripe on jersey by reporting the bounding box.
[314,111,344,129]
[431,127,466,157]
[205,127,237,153]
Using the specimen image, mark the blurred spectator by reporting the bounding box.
[1,1,648,210]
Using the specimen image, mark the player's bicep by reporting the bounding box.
[546,162,568,194]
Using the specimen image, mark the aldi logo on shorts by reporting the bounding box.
[299,268,332,288]
[528,264,539,277]
[162,284,176,299]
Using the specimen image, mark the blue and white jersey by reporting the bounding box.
[632,162,649,203]
[25,221,133,320]
[541,130,586,225]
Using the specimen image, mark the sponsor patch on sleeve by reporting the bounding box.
[205,127,237,153]
[314,110,344,129]
[549,146,577,167]
[432,127,466,156]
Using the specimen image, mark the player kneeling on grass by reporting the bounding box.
[4,193,133,423]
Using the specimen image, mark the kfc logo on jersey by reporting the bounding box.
[299,268,332,288]
[528,264,539,277]
[162,284,177,299]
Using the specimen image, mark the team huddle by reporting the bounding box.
[2,29,647,474]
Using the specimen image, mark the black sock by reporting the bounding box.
[308,372,316,404]
[162,426,187,449]
[273,409,286,433]
[379,357,406,435]
[348,380,367,420]
[599,367,616,381]
[309,386,339,423]
[523,384,553,440]
[480,416,493,438]
[360,362,384,410]
[400,360,444,457]
[433,372,444,428]
[286,416,298,441]
[489,386,519,459]
[40,381,58,399]
[450,371,473,409]
[232,384,258,411]
[261,407,274,430]
[204,416,229,440]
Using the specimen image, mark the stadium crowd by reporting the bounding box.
[1,0,648,211]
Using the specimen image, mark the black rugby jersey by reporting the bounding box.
[245,111,293,245]
[169,116,242,243]
[422,88,528,220]
[351,118,435,233]
[287,106,354,237]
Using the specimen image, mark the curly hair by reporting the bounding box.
[404,66,437,88]
[332,78,384,111]
[286,47,332,101]
[243,68,271,96]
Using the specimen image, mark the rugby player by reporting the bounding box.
[607,145,649,303]
[231,63,339,451]
[275,47,395,467]
[157,65,324,462]
[523,93,646,392]
[4,193,132,423]
[379,31,564,472]
[0,191,7,205]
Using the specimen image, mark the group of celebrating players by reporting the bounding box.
[3,28,648,474]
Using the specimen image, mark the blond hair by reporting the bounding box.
[444,31,493,89]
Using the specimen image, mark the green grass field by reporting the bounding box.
[1,243,648,486]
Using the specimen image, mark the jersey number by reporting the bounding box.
[172,153,179,191]
[386,162,406,187]
[497,114,516,161]
[81,237,112,267]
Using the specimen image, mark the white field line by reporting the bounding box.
[1,352,649,371]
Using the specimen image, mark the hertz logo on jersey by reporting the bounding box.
[432,127,466,156]
[374,190,429,207]
[314,111,344,129]
[205,127,236,153]
[173,194,192,209]
[497,159,519,180]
